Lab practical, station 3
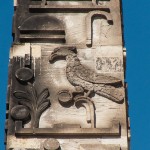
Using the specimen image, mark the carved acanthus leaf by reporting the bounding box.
[37,88,49,107]
[13,83,50,128]
[13,91,30,101]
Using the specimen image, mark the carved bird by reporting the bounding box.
[49,46,124,103]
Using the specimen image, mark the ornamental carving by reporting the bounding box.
[6,0,129,149]
[49,46,124,103]
[12,67,50,128]
[86,11,113,46]
[96,57,123,72]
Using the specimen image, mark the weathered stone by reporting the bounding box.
[43,139,60,150]
[5,0,129,150]
[80,144,120,150]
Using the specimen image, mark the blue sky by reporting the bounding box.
[0,1,13,149]
[0,0,150,149]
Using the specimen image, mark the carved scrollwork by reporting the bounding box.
[85,11,113,46]
[74,96,95,128]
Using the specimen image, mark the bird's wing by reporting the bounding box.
[75,65,122,85]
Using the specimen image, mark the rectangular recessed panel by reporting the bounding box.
[80,144,120,150]
[29,5,109,12]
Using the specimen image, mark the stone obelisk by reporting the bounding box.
[5,0,130,150]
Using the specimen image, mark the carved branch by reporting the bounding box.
[74,96,95,128]
[13,83,50,128]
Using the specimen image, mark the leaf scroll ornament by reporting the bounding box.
[13,83,50,128]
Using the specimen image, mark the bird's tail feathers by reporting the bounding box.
[95,85,124,103]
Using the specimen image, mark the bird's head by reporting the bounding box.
[49,46,77,63]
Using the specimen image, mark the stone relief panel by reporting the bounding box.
[7,0,129,149]
[7,43,127,149]
[8,45,50,131]
[19,15,66,43]
[29,45,124,130]
[7,136,127,150]
[93,46,124,77]
[9,45,124,131]
[13,0,122,45]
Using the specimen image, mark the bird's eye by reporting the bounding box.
[69,46,76,52]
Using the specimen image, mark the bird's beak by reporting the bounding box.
[49,52,58,63]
